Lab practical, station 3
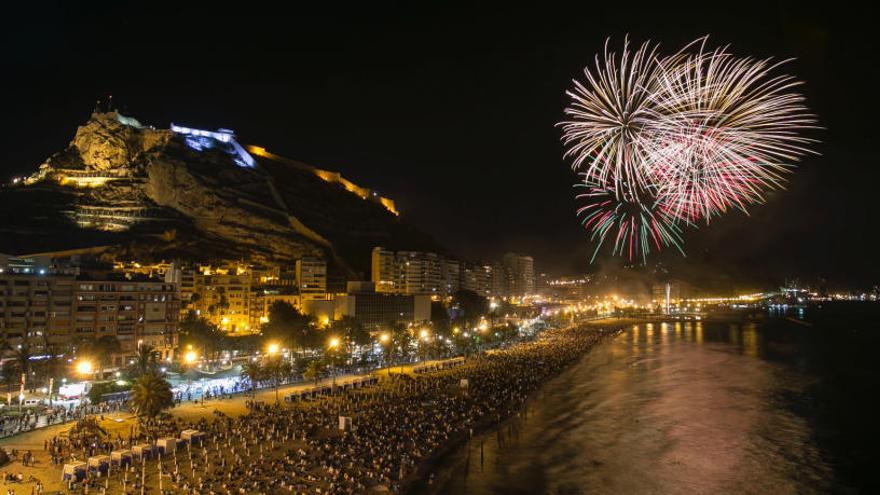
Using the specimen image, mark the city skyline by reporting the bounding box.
[2,3,877,287]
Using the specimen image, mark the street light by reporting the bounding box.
[378,333,391,369]
[327,337,340,387]
[76,359,93,376]
[266,342,280,356]
[184,351,197,364]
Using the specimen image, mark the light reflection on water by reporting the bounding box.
[430,319,835,495]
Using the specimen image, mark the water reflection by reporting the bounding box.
[431,319,833,495]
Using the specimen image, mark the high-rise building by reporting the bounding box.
[371,248,448,296]
[441,259,461,296]
[398,251,442,295]
[512,254,535,296]
[371,247,398,293]
[72,277,180,363]
[0,271,75,351]
[295,257,327,300]
[494,253,536,298]
[491,260,507,297]
[2,257,179,365]
[461,262,493,298]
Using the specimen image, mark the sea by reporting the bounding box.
[426,303,880,494]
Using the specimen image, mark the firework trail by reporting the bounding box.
[575,175,685,264]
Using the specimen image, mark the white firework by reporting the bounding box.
[560,37,667,197]
[645,40,819,223]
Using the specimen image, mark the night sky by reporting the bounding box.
[2,2,877,289]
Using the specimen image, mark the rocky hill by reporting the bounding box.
[0,112,436,275]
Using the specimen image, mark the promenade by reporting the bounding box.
[0,319,625,494]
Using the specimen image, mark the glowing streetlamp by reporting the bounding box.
[266,342,280,356]
[184,351,197,364]
[379,333,390,343]
[76,359,93,377]
[327,337,341,387]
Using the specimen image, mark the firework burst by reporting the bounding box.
[560,38,666,197]
[562,37,818,261]
[575,176,685,264]
[646,41,818,223]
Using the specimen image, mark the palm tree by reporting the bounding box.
[8,342,35,392]
[390,322,413,364]
[180,313,222,367]
[1,361,20,401]
[38,338,66,401]
[81,335,122,379]
[130,344,159,378]
[129,371,174,419]
[303,360,322,386]
[240,361,264,397]
[333,316,370,363]
[264,357,293,403]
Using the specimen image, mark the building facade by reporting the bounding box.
[0,272,75,350]
[333,282,431,328]
[191,271,253,333]
[73,277,179,363]
[295,257,328,300]
[461,262,493,297]
[371,247,398,293]
[371,248,456,297]
[493,253,536,298]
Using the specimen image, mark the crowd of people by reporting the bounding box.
[124,323,619,495]
[0,401,125,438]
[1,322,620,494]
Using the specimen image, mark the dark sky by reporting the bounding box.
[1,2,877,288]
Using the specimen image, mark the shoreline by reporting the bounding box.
[0,317,636,494]
[401,318,635,495]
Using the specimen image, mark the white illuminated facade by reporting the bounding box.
[170,124,256,168]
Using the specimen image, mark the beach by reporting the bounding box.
[0,318,627,494]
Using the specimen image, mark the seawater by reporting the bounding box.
[428,304,880,494]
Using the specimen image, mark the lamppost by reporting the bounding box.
[378,333,391,368]
[75,359,93,407]
[183,350,197,400]
[266,342,281,403]
[76,359,94,377]
[489,300,499,334]
[327,337,340,387]
[419,329,430,361]
[266,342,280,357]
